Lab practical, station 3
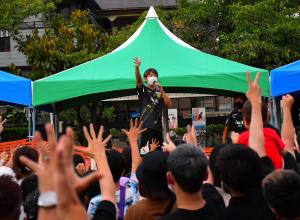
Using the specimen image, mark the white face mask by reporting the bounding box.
[147,76,157,86]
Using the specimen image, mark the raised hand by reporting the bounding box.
[150,138,160,151]
[183,125,198,146]
[134,57,141,68]
[246,72,265,157]
[231,132,240,144]
[122,119,147,142]
[246,72,262,104]
[282,94,294,110]
[20,124,100,193]
[0,152,9,165]
[54,135,89,220]
[163,133,176,153]
[0,115,6,134]
[20,125,56,192]
[80,124,112,158]
[281,94,296,158]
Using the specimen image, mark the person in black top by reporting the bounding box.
[262,170,300,220]
[222,94,247,143]
[134,58,172,148]
[159,144,225,220]
[215,144,276,220]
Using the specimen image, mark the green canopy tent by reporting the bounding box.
[33,7,269,111]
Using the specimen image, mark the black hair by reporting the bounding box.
[121,146,132,177]
[242,100,268,124]
[13,147,39,179]
[0,175,22,219]
[106,149,125,182]
[143,68,158,78]
[234,93,247,101]
[216,144,262,193]
[23,189,39,220]
[262,170,300,220]
[167,144,208,193]
[73,154,85,167]
[20,175,38,201]
[209,144,226,187]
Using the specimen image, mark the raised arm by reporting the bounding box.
[281,94,296,158]
[134,58,143,89]
[0,116,6,135]
[162,90,172,109]
[246,72,266,157]
[83,124,115,203]
[122,119,146,174]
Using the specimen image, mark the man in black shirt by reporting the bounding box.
[159,144,225,220]
[216,144,276,220]
[222,95,247,143]
[262,170,300,220]
[134,58,172,148]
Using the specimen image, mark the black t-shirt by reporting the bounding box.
[225,111,246,134]
[92,200,116,220]
[225,190,276,220]
[137,84,166,131]
[159,184,225,220]
[224,157,276,220]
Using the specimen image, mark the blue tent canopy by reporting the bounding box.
[270,60,300,97]
[0,70,32,106]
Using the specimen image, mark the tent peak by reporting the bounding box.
[146,6,158,19]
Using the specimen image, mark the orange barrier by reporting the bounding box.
[204,147,213,157]
[0,139,33,163]
[0,139,214,169]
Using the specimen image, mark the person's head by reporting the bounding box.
[136,151,171,200]
[23,189,39,220]
[242,100,268,129]
[234,94,246,110]
[209,144,226,187]
[144,68,158,86]
[167,144,208,194]
[106,149,125,183]
[13,147,39,180]
[0,175,22,220]
[73,154,85,167]
[262,170,300,220]
[73,154,86,176]
[216,144,262,194]
[20,174,38,201]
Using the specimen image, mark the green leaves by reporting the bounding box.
[0,0,59,34]
[219,0,300,69]
[15,10,104,80]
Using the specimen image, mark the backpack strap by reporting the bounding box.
[118,177,129,219]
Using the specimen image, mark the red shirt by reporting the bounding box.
[238,128,285,169]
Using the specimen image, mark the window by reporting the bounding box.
[0,31,10,52]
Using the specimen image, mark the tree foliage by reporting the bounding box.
[219,0,300,69]
[0,0,59,34]
[16,10,106,80]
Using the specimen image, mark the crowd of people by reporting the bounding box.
[0,65,300,220]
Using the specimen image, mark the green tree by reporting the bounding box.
[219,0,300,69]
[0,0,59,35]
[16,10,106,80]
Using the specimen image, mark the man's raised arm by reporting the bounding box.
[134,57,143,89]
